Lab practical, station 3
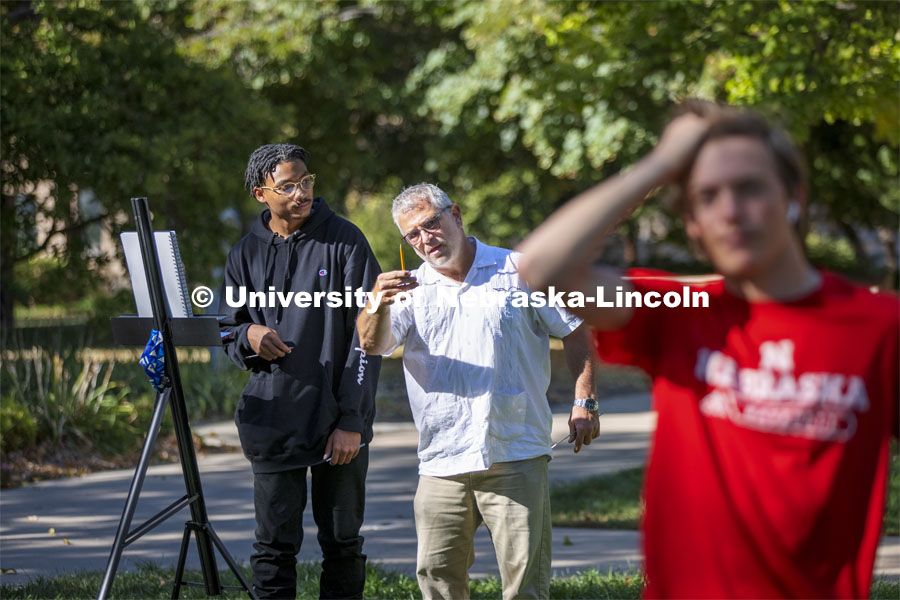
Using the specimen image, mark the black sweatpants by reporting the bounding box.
[250,447,368,599]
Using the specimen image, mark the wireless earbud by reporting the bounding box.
[786,201,800,225]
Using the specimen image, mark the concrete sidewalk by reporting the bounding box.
[1,393,898,588]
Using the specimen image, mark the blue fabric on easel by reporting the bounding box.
[139,329,166,391]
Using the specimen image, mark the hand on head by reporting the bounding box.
[651,100,725,184]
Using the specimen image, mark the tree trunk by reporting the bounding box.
[839,221,866,270]
[877,226,899,290]
[1,193,17,331]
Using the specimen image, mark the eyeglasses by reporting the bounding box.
[259,173,316,196]
[401,206,450,245]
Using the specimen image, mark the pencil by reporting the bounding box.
[399,244,406,271]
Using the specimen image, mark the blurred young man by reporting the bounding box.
[517,102,899,598]
[220,144,381,599]
[356,183,599,600]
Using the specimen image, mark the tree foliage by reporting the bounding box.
[3,0,898,326]
[182,0,451,211]
[404,0,898,262]
[1,0,284,324]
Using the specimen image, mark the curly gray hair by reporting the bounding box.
[391,183,452,229]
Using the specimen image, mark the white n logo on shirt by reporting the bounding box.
[759,339,794,372]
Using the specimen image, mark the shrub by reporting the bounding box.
[0,395,38,453]
[1,347,140,453]
[181,356,251,422]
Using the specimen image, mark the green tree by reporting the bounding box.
[183,0,451,212]
[5,0,896,329]
[407,0,899,278]
[1,0,285,326]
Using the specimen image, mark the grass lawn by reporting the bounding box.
[883,440,899,536]
[551,467,644,529]
[550,441,900,536]
[2,563,898,599]
[0,562,645,599]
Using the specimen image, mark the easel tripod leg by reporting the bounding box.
[206,523,259,600]
[97,388,171,600]
[171,524,193,600]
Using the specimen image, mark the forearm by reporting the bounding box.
[335,329,380,434]
[518,151,672,293]
[356,303,396,355]
[563,325,600,452]
[219,321,258,370]
[219,264,260,369]
[563,325,596,398]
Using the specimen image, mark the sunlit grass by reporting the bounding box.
[551,467,644,530]
[0,562,645,599]
[551,451,899,537]
[2,563,897,599]
[884,440,899,536]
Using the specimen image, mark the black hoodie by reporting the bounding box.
[219,198,381,472]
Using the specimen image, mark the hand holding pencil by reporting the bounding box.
[364,246,418,312]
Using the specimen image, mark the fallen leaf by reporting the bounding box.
[1,568,18,574]
[62,538,72,545]
[48,528,55,535]
[562,535,573,546]
[26,515,38,521]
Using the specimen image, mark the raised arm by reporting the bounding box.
[356,270,418,355]
[517,112,711,330]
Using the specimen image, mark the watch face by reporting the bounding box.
[577,398,598,412]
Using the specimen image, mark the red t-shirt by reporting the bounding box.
[593,269,899,599]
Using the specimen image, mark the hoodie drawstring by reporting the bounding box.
[275,234,297,325]
[261,233,279,324]
[262,233,276,286]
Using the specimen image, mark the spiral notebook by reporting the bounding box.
[121,231,193,318]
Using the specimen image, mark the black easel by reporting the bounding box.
[98,198,256,600]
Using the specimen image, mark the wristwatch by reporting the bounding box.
[574,397,599,413]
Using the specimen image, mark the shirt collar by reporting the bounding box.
[418,237,498,285]
[470,237,500,270]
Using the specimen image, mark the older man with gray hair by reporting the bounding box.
[357,183,599,599]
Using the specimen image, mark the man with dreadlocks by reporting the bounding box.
[219,144,381,599]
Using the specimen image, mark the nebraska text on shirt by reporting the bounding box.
[390,285,710,310]
[694,340,869,442]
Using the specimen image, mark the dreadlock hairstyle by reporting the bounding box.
[244,144,311,197]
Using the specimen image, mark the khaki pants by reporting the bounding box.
[414,456,551,600]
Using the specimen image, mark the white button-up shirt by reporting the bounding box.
[385,238,581,477]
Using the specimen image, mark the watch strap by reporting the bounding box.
[573,397,599,413]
